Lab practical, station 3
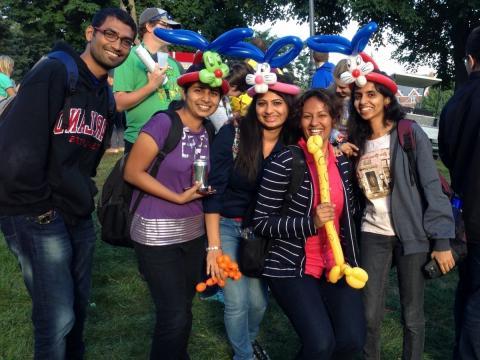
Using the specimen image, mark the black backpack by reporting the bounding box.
[97,110,215,248]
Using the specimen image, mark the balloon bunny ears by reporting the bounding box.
[306,22,378,56]
[307,22,397,94]
[154,27,302,97]
[244,36,303,96]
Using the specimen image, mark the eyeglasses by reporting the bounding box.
[94,27,134,49]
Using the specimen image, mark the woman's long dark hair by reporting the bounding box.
[235,76,299,182]
[348,71,405,153]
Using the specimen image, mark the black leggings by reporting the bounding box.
[134,236,205,360]
[268,276,365,360]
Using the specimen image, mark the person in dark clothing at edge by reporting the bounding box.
[0,8,136,360]
[439,26,480,360]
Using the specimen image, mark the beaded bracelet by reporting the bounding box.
[206,246,221,252]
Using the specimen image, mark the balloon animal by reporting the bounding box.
[307,135,368,289]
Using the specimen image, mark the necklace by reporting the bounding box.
[184,126,207,161]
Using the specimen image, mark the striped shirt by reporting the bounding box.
[253,146,360,278]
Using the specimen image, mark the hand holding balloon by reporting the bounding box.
[196,254,242,292]
[307,135,368,289]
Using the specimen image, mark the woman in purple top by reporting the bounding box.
[124,58,229,360]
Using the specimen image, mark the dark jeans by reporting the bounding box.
[134,236,205,360]
[0,211,96,360]
[454,242,480,359]
[268,276,365,360]
[361,232,428,360]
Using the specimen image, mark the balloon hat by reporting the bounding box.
[306,22,397,94]
[340,52,398,94]
[153,27,264,94]
[244,36,303,97]
[306,22,378,56]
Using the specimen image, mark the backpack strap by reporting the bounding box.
[149,109,184,173]
[397,118,452,199]
[282,145,307,214]
[129,110,184,215]
[47,51,78,130]
[397,119,418,186]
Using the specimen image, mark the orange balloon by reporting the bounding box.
[206,278,217,286]
[196,282,207,292]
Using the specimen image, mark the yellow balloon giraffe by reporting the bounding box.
[307,135,368,289]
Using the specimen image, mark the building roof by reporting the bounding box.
[392,73,442,88]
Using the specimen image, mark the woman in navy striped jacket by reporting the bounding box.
[253,89,366,359]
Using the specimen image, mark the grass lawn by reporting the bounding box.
[0,155,457,359]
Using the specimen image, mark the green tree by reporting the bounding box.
[286,0,480,88]
[421,87,454,117]
[129,0,289,40]
[0,0,116,79]
[349,0,480,88]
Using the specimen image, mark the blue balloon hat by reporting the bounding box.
[306,22,378,55]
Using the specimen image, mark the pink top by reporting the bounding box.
[298,139,345,279]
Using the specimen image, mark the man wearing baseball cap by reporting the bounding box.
[138,8,181,28]
[113,8,184,153]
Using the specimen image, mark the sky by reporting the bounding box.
[254,19,435,76]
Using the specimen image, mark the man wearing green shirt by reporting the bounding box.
[113,8,183,152]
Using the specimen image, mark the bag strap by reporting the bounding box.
[397,119,419,186]
[129,111,184,215]
[283,145,307,214]
[397,118,452,199]
[47,51,78,130]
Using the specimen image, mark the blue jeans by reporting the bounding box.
[220,217,268,360]
[361,232,428,360]
[268,276,365,360]
[1,215,34,294]
[455,243,480,359]
[0,211,96,360]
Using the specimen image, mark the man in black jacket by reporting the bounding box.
[439,26,480,359]
[0,8,136,359]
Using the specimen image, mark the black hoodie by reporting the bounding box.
[439,71,480,242]
[0,42,113,222]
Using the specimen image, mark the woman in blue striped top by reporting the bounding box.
[253,88,366,359]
